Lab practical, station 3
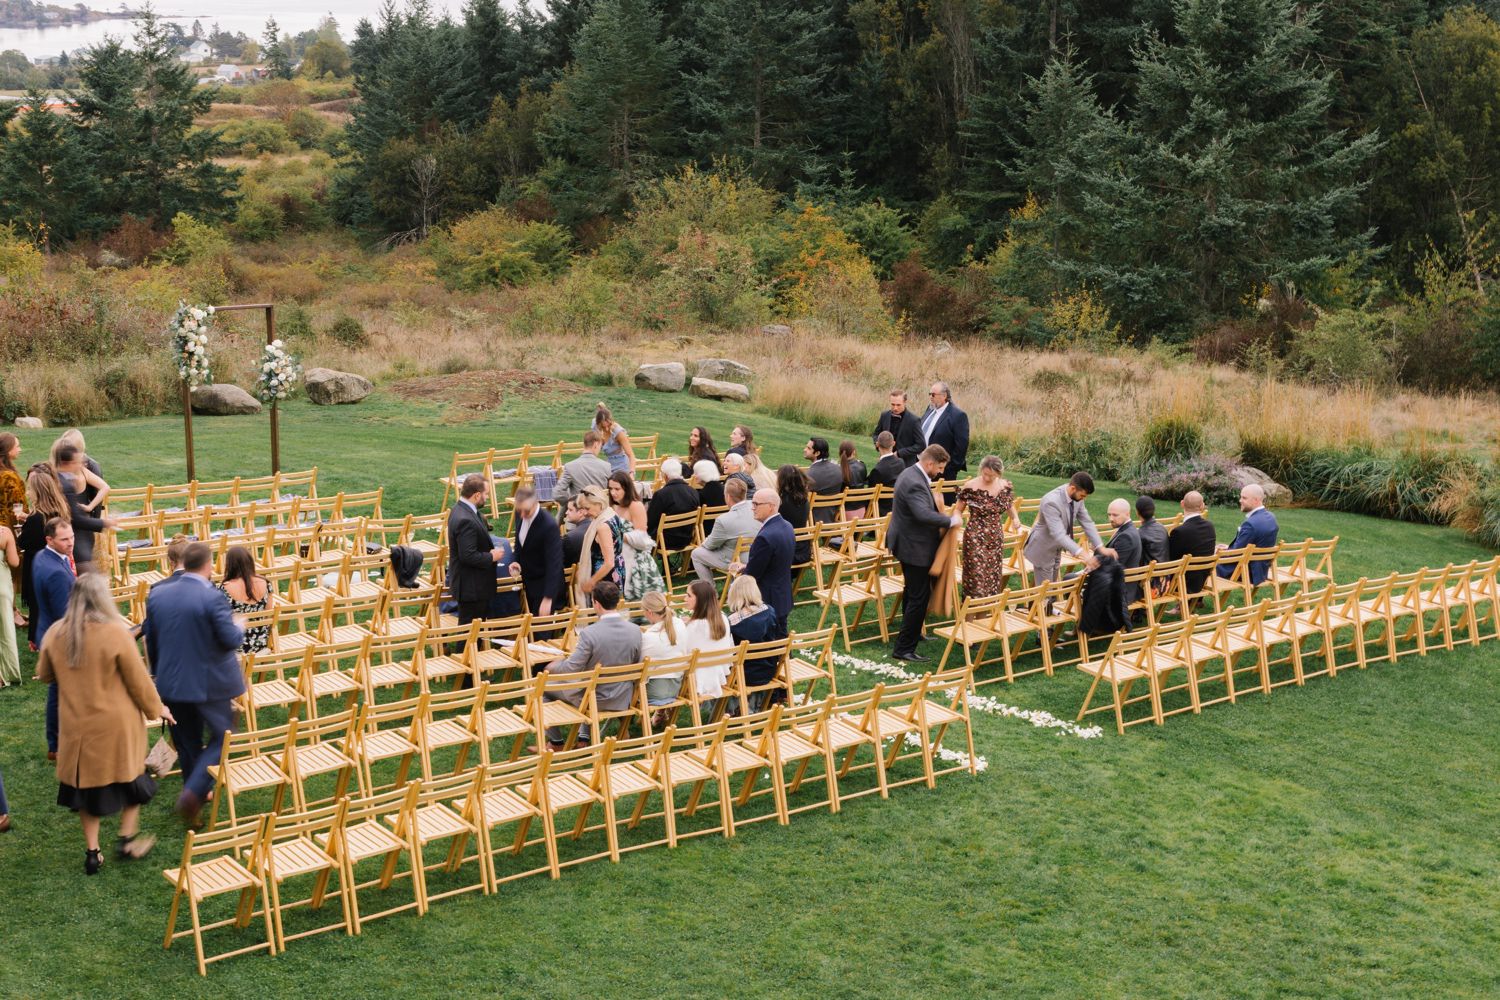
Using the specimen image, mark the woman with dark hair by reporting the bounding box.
[593,402,637,474]
[776,464,812,564]
[726,425,755,460]
[687,426,720,472]
[0,433,25,628]
[21,464,69,650]
[216,545,271,653]
[838,440,869,519]
[609,471,664,600]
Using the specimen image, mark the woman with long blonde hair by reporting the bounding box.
[592,402,637,474]
[36,573,174,873]
[20,465,68,649]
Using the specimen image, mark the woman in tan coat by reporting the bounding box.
[36,572,174,874]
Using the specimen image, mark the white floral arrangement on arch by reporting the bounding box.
[169,301,215,387]
[255,339,302,403]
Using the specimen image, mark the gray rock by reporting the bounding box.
[190,383,262,415]
[689,377,751,403]
[634,362,686,392]
[95,249,129,269]
[1231,464,1292,507]
[761,324,792,336]
[13,416,43,430]
[305,367,373,405]
[931,339,954,357]
[695,358,752,383]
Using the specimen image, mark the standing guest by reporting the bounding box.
[53,444,116,569]
[1217,484,1279,584]
[744,451,777,491]
[640,590,686,725]
[691,477,759,583]
[646,458,700,550]
[21,466,69,651]
[694,459,726,510]
[34,518,77,758]
[1169,491,1218,596]
[0,433,26,627]
[726,575,780,712]
[510,486,562,617]
[866,432,904,515]
[146,542,244,827]
[36,573,173,873]
[681,579,734,722]
[216,545,271,654]
[951,456,1017,601]
[0,521,18,688]
[722,453,756,493]
[0,768,9,832]
[540,579,638,749]
[726,425,755,460]
[887,446,961,662]
[731,489,795,637]
[918,382,970,493]
[609,471,666,600]
[777,464,812,564]
[560,499,595,607]
[592,402,637,474]
[52,430,110,514]
[837,441,869,517]
[555,431,613,507]
[1024,473,1104,588]
[447,474,506,628]
[133,536,191,654]
[1104,498,1143,611]
[872,389,924,467]
[687,426,720,472]
[572,485,625,608]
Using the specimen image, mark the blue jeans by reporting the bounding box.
[0,767,8,815]
[166,699,236,799]
[46,682,58,753]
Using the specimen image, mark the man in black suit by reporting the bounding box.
[509,485,562,617]
[918,382,969,495]
[646,457,699,549]
[732,489,796,637]
[560,499,594,605]
[886,445,961,662]
[866,431,904,515]
[1104,498,1143,610]
[872,389,924,467]
[447,473,506,627]
[804,437,843,523]
[1168,490,1218,596]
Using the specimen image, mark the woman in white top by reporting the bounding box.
[679,579,733,722]
[640,591,687,726]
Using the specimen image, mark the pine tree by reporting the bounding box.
[450,0,520,126]
[0,87,94,246]
[263,17,293,79]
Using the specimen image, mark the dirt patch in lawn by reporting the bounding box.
[389,369,586,417]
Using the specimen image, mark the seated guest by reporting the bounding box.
[1217,484,1278,584]
[1104,498,1142,610]
[694,459,725,510]
[681,579,733,722]
[1135,495,1170,596]
[1168,491,1218,595]
[687,426,720,472]
[837,441,868,518]
[555,431,612,507]
[726,425,755,460]
[540,579,638,749]
[804,437,842,523]
[647,458,700,549]
[726,574,780,713]
[690,478,759,583]
[744,451,777,491]
[216,546,271,654]
[777,464,812,564]
[866,431,903,515]
[640,590,686,726]
[722,453,755,493]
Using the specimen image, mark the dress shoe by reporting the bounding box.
[84,848,103,875]
[892,651,929,663]
[46,750,56,761]
[174,790,204,829]
[0,814,11,833]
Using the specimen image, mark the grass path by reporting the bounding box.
[1,388,1496,998]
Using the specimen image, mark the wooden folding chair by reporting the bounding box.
[655,509,703,593]
[161,815,276,976]
[723,636,792,717]
[765,698,841,818]
[280,709,358,812]
[351,694,425,797]
[387,770,490,906]
[604,730,680,852]
[259,800,354,952]
[241,646,311,731]
[817,684,891,802]
[814,549,903,651]
[524,739,620,867]
[684,712,782,833]
[785,626,837,702]
[1200,547,1256,611]
[325,784,423,924]
[1272,536,1338,595]
[207,724,295,828]
[413,620,482,691]
[476,752,560,886]
[523,668,596,751]
[935,582,1049,683]
[414,684,488,780]
[439,449,495,510]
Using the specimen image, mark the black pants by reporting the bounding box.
[893,560,933,658]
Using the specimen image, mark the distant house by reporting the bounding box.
[215,64,242,81]
[177,40,213,64]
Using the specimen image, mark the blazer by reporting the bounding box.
[872,409,924,466]
[62,479,106,566]
[1078,557,1127,636]
[32,545,75,645]
[729,606,781,685]
[1108,521,1143,606]
[918,403,970,478]
[551,613,642,711]
[562,516,593,570]
[36,619,165,788]
[700,501,760,557]
[647,479,700,549]
[742,513,795,624]
[513,508,564,610]
[145,573,245,703]
[697,481,725,510]
[886,464,951,568]
[554,452,612,505]
[1138,518,1170,566]
[1220,507,1279,584]
[447,500,497,604]
[1168,515,1218,593]
[1024,484,1103,568]
[866,455,904,515]
[806,460,843,498]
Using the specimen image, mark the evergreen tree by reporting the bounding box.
[263,17,294,79]
[450,0,520,126]
[0,87,93,246]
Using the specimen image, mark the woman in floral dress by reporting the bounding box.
[954,455,1018,601]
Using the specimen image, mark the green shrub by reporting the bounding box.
[1139,415,1205,468]
[326,315,367,347]
[914,194,973,271]
[837,200,913,280]
[514,262,621,337]
[276,304,314,340]
[0,224,44,284]
[427,207,573,290]
[285,107,329,148]
[1297,450,1480,525]
[94,358,173,417]
[1237,431,1310,488]
[1290,308,1397,385]
[652,229,770,330]
[1015,429,1128,482]
[215,118,295,156]
[234,194,287,242]
[0,375,26,422]
[1471,477,1500,550]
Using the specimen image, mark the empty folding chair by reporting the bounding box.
[259,800,354,952]
[161,815,276,976]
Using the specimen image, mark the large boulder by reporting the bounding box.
[305,368,373,405]
[1231,464,1292,507]
[634,362,686,392]
[13,416,43,430]
[689,377,751,403]
[190,384,261,415]
[696,358,752,383]
[761,323,792,336]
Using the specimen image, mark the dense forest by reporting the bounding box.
[3,0,1500,391]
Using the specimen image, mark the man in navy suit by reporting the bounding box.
[919,382,969,497]
[145,541,245,825]
[33,518,76,757]
[1217,484,1279,584]
[509,486,563,616]
[733,489,796,637]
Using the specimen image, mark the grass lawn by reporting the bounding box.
[2,386,1497,999]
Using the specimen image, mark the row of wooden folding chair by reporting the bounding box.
[112,468,319,516]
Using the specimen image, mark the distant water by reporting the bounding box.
[0,1,463,60]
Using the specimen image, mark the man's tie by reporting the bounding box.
[1065,497,1075,537]
[921,408,938,443]
[67,554,77,576]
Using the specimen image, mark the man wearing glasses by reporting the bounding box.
[918,381,969,500]
[731,490,795,637]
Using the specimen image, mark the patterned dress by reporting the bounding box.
[583,512,628,603]
[959,484,1015,600]
[617,510,667,601]
[0,468,24,530]
[217,583,271,654]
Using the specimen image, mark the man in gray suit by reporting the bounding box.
[690,477,760,582]
[1025,472,1106,588]
[887,444,961,662]
[542,580,640,748]
[555,430,612,506]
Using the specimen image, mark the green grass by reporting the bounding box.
[3,387,1498,999]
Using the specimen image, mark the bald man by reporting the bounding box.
[732,489,795,636]
[1168,491,1218,595]
[1104,498,1143,607]
[1218,483,1279,584]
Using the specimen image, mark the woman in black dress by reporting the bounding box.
[777,464,812,565]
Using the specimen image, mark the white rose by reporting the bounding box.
[192,309,205,321]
